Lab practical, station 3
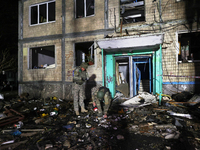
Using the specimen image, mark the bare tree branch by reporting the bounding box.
[0,48,17,73]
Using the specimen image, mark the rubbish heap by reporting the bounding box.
[0,91,200,150]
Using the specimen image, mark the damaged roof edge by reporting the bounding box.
[96,33,164,51]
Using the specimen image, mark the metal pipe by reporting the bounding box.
[104,0,108,29]
[159,0,162,31]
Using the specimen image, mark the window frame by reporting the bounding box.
[28,45,56,69]
[74,41,95,67]
[29,0,55,26]
[75,0,95,19]
[177,31,200,63]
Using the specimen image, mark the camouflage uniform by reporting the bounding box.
[92,86,112,116]
[73,63,89,115]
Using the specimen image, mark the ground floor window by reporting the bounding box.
[29,45,55,69]
[75,42,94,67]
[178,32,200,62]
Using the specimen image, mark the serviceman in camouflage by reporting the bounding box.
[92,86,112,118]
[73,62,89,115]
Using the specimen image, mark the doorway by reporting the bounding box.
[132,56,152,96]
[114,55,152,98]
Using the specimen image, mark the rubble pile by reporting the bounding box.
[0,92,200,150]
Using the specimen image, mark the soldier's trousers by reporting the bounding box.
[96,93,111,115]
[73,83,85,111]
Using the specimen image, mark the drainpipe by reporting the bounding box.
[104,0,108,30]
[62,0,66,99]
[18,0,23,95]
[103,0,108,86]
[159,0,162,31]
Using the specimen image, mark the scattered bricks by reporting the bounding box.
[128,124,139,132]
[155,124,177,130]
[139,123,154,133]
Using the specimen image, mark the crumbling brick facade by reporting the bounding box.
[18,0,200,99]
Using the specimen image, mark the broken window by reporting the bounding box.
[120,0,145,24]
[178,32,200,62]
[30,1,55,25]
[75,0,94,18]
[75,42,94,66]
[29,45,55,69]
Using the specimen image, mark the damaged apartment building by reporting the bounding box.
[18,0,200,100]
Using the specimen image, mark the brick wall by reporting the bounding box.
[108,0,120,29]
[107,0,200,85]
[65,0,105,33]
[20,0,200,97]
[23,0,62,38]
[22,39,62,82]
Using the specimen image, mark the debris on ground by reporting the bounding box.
[0,91,200,150]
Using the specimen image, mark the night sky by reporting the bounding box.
[0,1,18,55]
[0,1,18,73]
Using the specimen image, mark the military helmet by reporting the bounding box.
[80,62,88,69]
[97,91,104,99]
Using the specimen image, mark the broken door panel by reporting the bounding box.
[115,57,130,97]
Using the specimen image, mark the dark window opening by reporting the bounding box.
[75,0,94,18]
[39,4,47,23]
[178,32,200,62]
[31,6,38,25]
[30,45,55,69]
[120,0,145,24]
[75,42,94,67]
[48,2,55,21]
[30,1,55,25]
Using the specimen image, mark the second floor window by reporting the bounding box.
[30,1,55,25]
[120,0,145,24]
[75,0,94,18]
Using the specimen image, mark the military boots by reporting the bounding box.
[81,107,88,113]
[75,111,79,115]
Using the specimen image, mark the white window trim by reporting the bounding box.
[176,31,179,64]
[29,0,56,26]
[75,0,95,19]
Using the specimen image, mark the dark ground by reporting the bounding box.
[1,90,200,150]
